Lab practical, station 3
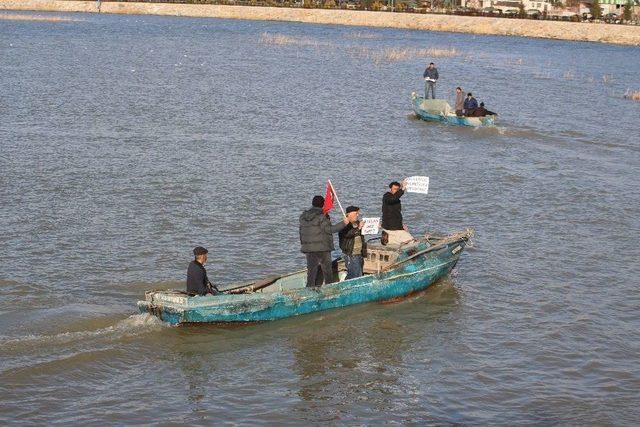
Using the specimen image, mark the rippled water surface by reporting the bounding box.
[1,11,639,425]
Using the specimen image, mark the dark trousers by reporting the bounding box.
[343,254,364,280]
[425,81,436,99]
[305,251,333,287]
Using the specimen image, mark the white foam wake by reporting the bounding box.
[1,314,167,347]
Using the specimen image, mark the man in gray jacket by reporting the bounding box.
[423,62,439,99]
[454,86,464,116]
[299,195,348,288]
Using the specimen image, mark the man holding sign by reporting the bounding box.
[381,180,415,247]
[338,206,367,280]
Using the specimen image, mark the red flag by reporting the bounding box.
[322,182,334,214]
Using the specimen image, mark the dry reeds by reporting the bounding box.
[346,31,377,39]
[367,47,459,65]
[602,74,614,84]
[0,13,79,22]
[624,89,640,101]
[258,32,460,65]
[258,32,330,48]
[507,58,524,66]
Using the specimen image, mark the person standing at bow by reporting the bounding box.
[423,62,439,99]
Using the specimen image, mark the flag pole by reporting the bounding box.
[328,179,346,218]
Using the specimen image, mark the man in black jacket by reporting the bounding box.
[186,246,218,296]
[299,195,348,287]
[382,181,414,247]
[339,206,367,280]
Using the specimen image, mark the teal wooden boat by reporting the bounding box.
[138,230,473,325]
[412,93,496,127]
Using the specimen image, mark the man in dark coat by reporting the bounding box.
[299,195,348,287]
[472,102,496,117]
[382,181,405,231]
[382,181,414,247]
[339,206,367,280]
[186,246,218,296]
[463,93,478,117]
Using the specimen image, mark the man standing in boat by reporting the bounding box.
[339,206,367,280]
[299,195,349,288]
[186,246,218,296]
[382,181,414,247]
[455,87,465,116]
[423,62,439,99]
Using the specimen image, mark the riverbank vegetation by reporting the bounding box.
[105,0,640,25]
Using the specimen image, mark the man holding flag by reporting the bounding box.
[299,182,349,288]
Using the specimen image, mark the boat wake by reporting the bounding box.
[1,314,167,347]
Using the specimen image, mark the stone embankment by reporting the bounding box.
[2,0,640,45]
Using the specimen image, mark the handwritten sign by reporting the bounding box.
[361,217,381,235]
[405,176,429,194]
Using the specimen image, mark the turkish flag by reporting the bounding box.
[322,182,334,214]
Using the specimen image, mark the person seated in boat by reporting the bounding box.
[472,102,496,117]
[463,93,478,117]
[454,87,465,116]
[381,181,414,247]
[338,206,367,280]
[186,246,219,296]
[300,195,349,288]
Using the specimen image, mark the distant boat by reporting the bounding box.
[138,230,473,325]
[412,93,496,127]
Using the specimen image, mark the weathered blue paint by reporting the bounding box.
[412,94,496,127]
[138,236,469,325]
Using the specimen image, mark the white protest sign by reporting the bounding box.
[405,176,429,194]
[361,217,381,235]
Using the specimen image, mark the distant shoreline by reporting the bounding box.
[2,0,640,45]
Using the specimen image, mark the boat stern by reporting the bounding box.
[137,290,189,325]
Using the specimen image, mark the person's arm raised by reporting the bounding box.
[331,216,348,233]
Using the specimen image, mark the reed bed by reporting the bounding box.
[258,32,330,48]
[367,47,460,65]
[624,89,640,101]
[345,31,378,39]
[0,13,79,22]
[259,33,461,66]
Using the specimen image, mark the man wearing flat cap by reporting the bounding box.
[187,246,218,296]
[339,206,367,280]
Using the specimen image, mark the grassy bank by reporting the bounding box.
[1,0,640,45]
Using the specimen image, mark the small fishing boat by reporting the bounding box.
[138,230,473,325]
[412,93,496,127]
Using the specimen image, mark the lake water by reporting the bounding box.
[1,10,639,425]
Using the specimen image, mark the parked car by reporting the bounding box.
[604,13,621,23]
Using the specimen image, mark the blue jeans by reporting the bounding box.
[343,254,363,280]
[425,81,435,99]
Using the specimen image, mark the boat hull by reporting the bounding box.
[412,94,495,127]
[138,236,469,325]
